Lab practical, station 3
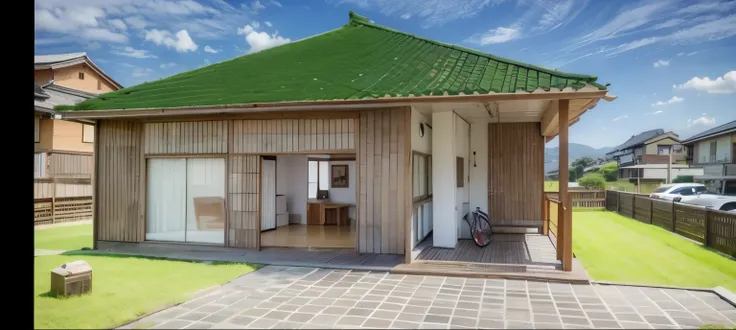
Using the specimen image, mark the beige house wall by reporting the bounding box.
[50,120,94,153]
[34,64,116,94]
[644,137,687,163]
[35,117,55,152]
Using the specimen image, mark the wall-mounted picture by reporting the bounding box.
[331,164,349,188]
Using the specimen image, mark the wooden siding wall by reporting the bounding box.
[97,121,145,242]
[232,119,356,153]
[228,155,260,249]
[488,122,544,226]
[48,153,93,178]
[358,108,410,254]
[144,121,228,154]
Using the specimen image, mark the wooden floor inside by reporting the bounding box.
[393,234,591,284]
[261,224,355,249]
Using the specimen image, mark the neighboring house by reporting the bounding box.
[605,129,687,166]
[681,120,736,194]
[618,164,704,184]
[58,12,615,272]
[34,52,122,224]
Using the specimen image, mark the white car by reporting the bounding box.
[676,194,736,213]
[649,183,707,200]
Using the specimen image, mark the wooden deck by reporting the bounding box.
[393,234,591,283]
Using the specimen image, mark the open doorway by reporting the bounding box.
[260,154,356,249]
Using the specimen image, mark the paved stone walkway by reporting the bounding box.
[122,266,736,329]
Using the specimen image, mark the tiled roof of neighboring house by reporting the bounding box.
[34,52,88,65]
[34,52,123,90]
[63,11,606,112]
[34,83,96,113]
[681,120,736,144]
[607,129,665,154]
[34,83,49,99]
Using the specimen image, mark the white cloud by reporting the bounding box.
[465,26,521,45]
[34,5,128,43]
[653,59,669,68]
[651,96,684,106]
[160,62,176,68]
[243,31,291,53]
[613,115,628,121]
[677,1,736,15]
[269,0,282,8]
[534,0,578,32]
[645,110,664,115]
[572,2,669,46]
[675,71,736,94]
[687,114,717,127]
[124,16,149,30]
[251,0,265,11]
[145,29,198,52]
[264,21,272,27]
[132,67,153,78]
[112,46,158,59]
[109,19,128,31]
[237,24,256,35]
[328,0,504,28]
[204,45,218,53]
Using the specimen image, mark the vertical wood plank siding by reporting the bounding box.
[358,107,409,254]
[231,118,356,153]
[488,123,544,226]
[144,121,228,154]
[97,120,144,242]
[48,153,94,178]
[228,155,260,249]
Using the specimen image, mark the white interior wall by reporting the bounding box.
[276,155,308,224]
[432,111,457,248]
[412,108,432,154]
[454,114,471,239]
[468,122,488,237]
[328,160,356,220]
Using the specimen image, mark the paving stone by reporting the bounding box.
[309,314,341,326]
[424,314,450,324]
[297,305,326,314]
[450,316,477,327]
[453,308,478,318]
[321,306,349,315]
[247,318,280,328]
[273,321,302,329]
[228,316,256,327]
[506,321,533,329]
[255,301,280,309]
[403,305,429,315]
[477,319,505,328]
[310,298,335,306]
[385,296,409,305]
[456,301,480,310]
[616,312,644,322]
[178,312,208,321]
[355,301,380,309]
[332,299,358,308]
[428,307,453,316]
[194,305,224,314]
[562,316,590,326]
[336,315,366,326]
[643,314,673,325]
[200,313,230,324]
[363,317,393,328]
[183,321,214,329]
[558,309,586,317]
[346,308,374,317]
[533,314,561,323]
[391,320,421,329]
[276,304,301,312]
[420,322,449,329]
[397,312,425,323]
[151,320,193,329]
[372,310,399,320]
[591,319,622,328]
[587,311,616,320]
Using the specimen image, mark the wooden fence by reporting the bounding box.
[34,196,93,226]
[545,190,606,208]
[606,190,736,258]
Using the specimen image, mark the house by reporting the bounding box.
[57,12,615,274]
[34,52,123,224]
[605,129,687,167]
[617,164,704,184]
[681,120,736,194]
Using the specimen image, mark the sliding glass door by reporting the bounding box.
[146,157,226,244]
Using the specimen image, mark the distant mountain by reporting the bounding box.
[544,143,614,173]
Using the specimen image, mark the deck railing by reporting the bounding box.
[545,190,606,208]
[34,196,93,226]
[605,190,736,258]
[412,197,433,248]
[545,196,561,248]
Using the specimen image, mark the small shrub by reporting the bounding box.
[600,162,618,182]
[578,173,606,190]
[673,175,695,183]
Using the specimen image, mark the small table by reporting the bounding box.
[307,200,353,226]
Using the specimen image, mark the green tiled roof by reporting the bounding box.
[63,11,606,111]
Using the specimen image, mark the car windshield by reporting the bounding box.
[652,186,671,193]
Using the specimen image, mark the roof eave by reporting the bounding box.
[34,56,124,90]
[682,128,736,145]
[58,89,610,120]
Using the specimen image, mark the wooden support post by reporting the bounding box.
[92,120,100,250]
[704,210,710,247]
[558,99,573,272]
[542,197,549,235]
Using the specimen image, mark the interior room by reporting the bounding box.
[260,154,357,249]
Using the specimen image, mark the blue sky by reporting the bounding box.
[35,0,736,148]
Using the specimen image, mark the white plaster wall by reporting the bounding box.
[276,155,308,224]
[432,111,457,248]
[454,114,471,239]
[328,160,356,220]
[411,108,432,153]
[468,122,488,237]
[696,136,732,163]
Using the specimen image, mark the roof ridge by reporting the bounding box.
[345,11,601,83]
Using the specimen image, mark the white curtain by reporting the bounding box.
[146,158,187,241]
[261,159,276,231]
[185,158,226,244]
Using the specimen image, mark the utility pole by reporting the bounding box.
[667,145,673,183]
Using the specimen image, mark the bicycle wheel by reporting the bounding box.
[476,210,493,236]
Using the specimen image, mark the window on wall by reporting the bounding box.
[82,124,94,143]
[413,152,432,201]
[710,141,717,162]
[78,72,85,80]
[146,158,226,244]
[657,145,670,155]
[34,116,40,143]
[308,160,329,198]
[97,80,102,90]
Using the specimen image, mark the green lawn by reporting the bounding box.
[35,224,93,251]
[35,254,258,329]
[573,211,736,291]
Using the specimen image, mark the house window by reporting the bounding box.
[413,152,432,201]
[97,80,102,90]
[78,72,85,80]
[82,124,94,143]
[34,116,40,143]
[34,152,47,178]
[657,145,671,155]
[456,157,465,188]
[146,157,226,244]
[710,141,717,162]
[308,160,329,199]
